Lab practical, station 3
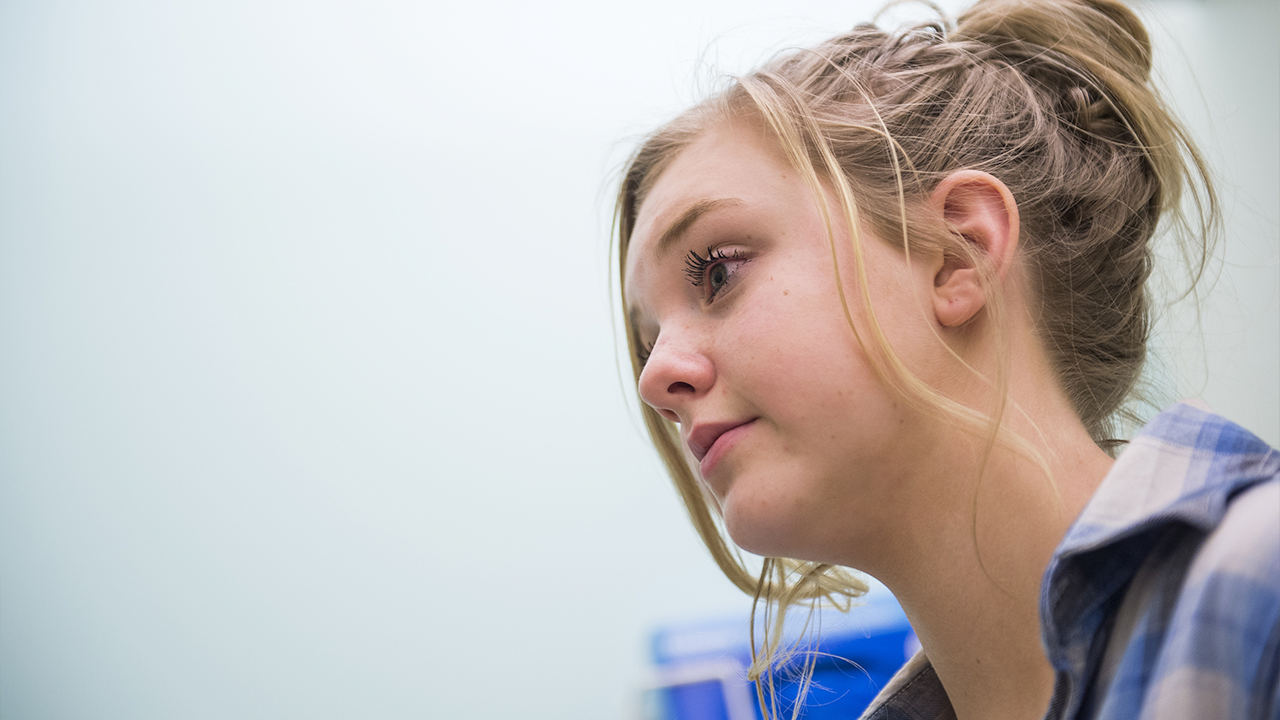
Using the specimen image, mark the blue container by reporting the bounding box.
[646,584,917,720]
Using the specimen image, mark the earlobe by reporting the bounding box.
[927,171,1020,328]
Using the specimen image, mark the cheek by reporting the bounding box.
[854,244,944,364]
[742,269,912,449]
[743,284,880,406]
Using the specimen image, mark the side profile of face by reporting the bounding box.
[624,120,957,566]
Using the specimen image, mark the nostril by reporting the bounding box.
[667,381,696,394]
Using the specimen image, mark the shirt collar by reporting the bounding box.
[1059,400,1279,556]
[858,651,956,720]
[1041,401,1280,668]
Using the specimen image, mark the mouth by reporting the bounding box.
[687,419,757,467]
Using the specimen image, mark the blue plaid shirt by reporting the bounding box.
[860,402,1280,720]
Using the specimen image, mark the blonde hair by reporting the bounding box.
[614,0,1215,713]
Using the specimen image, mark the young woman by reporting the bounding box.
[614,0,1280,718]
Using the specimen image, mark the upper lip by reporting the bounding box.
[687,420,754,462]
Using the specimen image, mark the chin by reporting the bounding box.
[721,493,814,561]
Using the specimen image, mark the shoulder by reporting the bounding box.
[1178,477,1280,652]
[1140,478,1280,720]
[1190,478,1280,591]
[1048,406,1280,719]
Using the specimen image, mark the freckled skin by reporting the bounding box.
[624,121,947,564]
[626,116,1123,720]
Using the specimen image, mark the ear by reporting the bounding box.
[928,170,1020,328]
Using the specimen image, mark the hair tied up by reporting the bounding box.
[956,0,1154,85]
[1066,85,1110,132]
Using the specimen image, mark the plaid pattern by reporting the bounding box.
[861,403,1280,720]
[1043,402,1279,720]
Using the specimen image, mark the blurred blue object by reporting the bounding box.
[644,584,918,720]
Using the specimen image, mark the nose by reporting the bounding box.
[637,336,715,425]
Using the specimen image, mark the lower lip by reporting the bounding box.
[699,420,755,478]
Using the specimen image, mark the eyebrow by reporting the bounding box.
[654,197,744,257]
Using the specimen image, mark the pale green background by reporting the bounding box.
[1,0,1275,718]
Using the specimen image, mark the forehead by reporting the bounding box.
[624,123,792,300]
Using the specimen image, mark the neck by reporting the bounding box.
[864,398,1114,720]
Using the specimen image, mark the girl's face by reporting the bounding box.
[624,121,948,564]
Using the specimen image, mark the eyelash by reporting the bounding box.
[637,340,654,369]
[684,246,746,301]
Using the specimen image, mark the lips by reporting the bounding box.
[687,420,755,463]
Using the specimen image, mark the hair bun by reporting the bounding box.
[1083,0,1153,76]
[955,0,1153,85]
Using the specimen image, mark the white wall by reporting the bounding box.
[1141,0,1279,444]
[0,0,1274,718]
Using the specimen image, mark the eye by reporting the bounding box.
[684,247,749,302]
[708,263,730,293]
